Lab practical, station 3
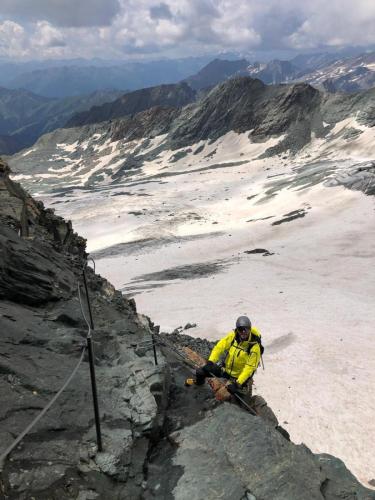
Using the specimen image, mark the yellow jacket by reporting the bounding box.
[208,328,262,385]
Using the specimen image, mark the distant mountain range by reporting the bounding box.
[2,50,373,100]
[300,52,375,92]
[182,51,375,92]
[63,51,375,131]
[183,59,249,90]
[0,88,122,154]
[246,60,300,84]
[0,57,213,98]
[2,49,375,155]
[10,76,375,193]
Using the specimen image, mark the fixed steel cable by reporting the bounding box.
[1,263,100,466]
[80,261,103,451]
[0,347,86,466]
[78,281,91,335]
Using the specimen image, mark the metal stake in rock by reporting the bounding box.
[83,265,103,452]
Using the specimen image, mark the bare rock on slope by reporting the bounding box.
[0,158,169,499]
[169,404,374,500]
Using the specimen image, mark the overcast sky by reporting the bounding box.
[0,0,374,60]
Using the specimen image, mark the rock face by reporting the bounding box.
[169,405,374,500]
[0,158,86,304]
[169,77,322,152]
[111,106,179,142]
[0,158,169,498]
[0,157,374,499]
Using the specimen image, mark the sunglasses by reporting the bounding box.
[237,327,250,333]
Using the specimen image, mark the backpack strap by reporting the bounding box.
[247,332,264,355]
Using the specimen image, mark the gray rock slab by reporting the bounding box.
[170,404,373,500]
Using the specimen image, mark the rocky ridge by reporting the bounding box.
[67,83,196,128]
[1,158,375,499]
[0,158,169,499]
[9,76,375,195]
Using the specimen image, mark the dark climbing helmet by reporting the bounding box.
[235,316,251,330]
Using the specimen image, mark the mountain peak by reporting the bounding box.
[183,58,250,90]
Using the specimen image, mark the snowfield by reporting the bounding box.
[9,120,375,487]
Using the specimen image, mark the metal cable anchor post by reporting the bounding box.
[82,265,103,452]
[151,325,160,366]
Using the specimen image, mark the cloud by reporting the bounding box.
[0,0,120,28]
[0,0,374,59]
[32,21,66,48]
[0,20,67,58]
[0,20,28,57]
[286,0,375,49]
[149,3,173,20]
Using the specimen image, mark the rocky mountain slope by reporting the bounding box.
[0,157,168,498]
[0,88,123,155]
[10,76,374,190]
[66,83,196,128]
[1,157,374,499]
[3,50,374,153]
[299,51,375,92]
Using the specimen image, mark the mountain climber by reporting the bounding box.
[186,316,263,404]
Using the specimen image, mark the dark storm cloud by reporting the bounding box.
[0,0,120,27]
[149,3,173,20]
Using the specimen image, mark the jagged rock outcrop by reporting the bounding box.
[0,159,169,498]
[0,158,86,304]
[168,77,322,153]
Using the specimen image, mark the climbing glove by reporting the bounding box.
[227,382,241,395]
[205,360,216,370]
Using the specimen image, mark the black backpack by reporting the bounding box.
[233,330,265,356]
[251,335,264,356]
